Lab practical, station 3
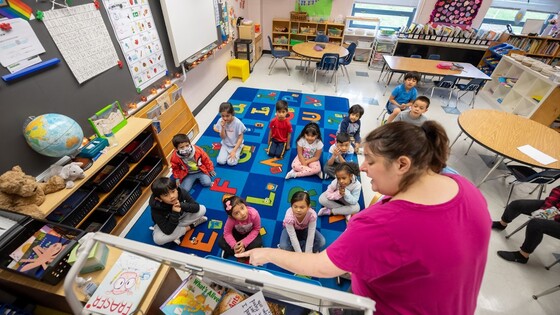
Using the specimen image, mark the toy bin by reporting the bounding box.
[0,209,84,285]
[97,179,142,216]
[46,187,99,227]
[122,132,154,163]
[78,210,116,234]
[126,155,163,186]
[90,154,129,193]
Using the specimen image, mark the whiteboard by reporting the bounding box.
[161,0,218,67]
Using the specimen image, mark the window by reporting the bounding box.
[351,3,416,31]
[481,7,553,34]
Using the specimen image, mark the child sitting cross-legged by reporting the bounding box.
[279,191,326,253]
[285,122,324,179]
[170,133,216,192]
[218,195,263,259]
[337,104,364,154]
[149,177,207,246]
[318,162,362,220]
[323,132,354,180]
[387,96,430,126]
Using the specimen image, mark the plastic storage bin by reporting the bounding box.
[122,132,154,163]
[90,154,129,193]
[127,155,163,186]
[46,188,99,227]
[97,179,142,216]
[78,210,116,234]
[0,209,84,285]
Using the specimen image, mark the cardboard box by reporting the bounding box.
[239,24,255,40]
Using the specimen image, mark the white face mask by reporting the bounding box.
[178,147,193,157]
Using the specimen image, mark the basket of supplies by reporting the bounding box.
[290,11,308,21]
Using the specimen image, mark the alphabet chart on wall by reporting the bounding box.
[102,0,167,91]
[42,3,119,84]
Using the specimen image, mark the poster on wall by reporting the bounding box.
[42,3,119,84]
[296,0,332,19]
[101,0,167,91]
[429,0,483,26]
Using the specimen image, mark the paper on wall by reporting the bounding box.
[0,18,45,67]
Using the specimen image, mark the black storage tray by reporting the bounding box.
[122,132,154,163]
[78,210,116,234]
[46,188,99,227]
[127,155,163,186]
[97,179,142,216]
[89,154,129,193]
[0,211,84,285]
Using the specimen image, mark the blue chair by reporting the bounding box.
[429,75,458,106]
[454,78,484,108]
[428,54,440,60]
[410,54,422,58]
[338,43,356,84]
[267,36,290,76]
[398,54,422,82]
[313,53,339,92]
[314,34,329,43]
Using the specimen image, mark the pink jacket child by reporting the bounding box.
[217,195,263,258]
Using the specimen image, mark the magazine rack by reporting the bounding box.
[65,232,376,314]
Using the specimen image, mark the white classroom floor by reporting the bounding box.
[127,54,560,314]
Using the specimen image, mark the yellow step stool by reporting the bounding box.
[227,59,250,82]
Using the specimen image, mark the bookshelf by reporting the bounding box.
[271,18,345,57]
[505,34,560,66]
[480,56,560,128]
[342,16,379,64]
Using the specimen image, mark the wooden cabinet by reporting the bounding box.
[134,84,199,160]
[271,18,345,57]
[506,34,560,66]
[238,24,263,70]
[342,16,379,64]
[480,56,560,128]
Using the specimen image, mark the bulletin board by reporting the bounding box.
[0,0,178,175]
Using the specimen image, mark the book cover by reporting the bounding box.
[160,275,222,315]
[146,105,162,120]
[172,87,183,104]
[15,232,71,279]
[84,252,160,315]
[8,224,65,269]
[156,92,172,112]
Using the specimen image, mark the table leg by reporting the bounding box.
[477,156,505,187]
[378,63,386,82]
[383,71,394,96]
[450,131,463,148]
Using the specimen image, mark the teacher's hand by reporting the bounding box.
[235,248,273,266]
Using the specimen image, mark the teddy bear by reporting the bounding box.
[46,162,86,189]
[0,165,66,219]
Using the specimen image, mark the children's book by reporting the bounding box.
[221,291,273,315]
[14,231,70,279]
[84,252,160,315]
[160,275,222,315]
[172,87,183,104]
[156,92,172,112]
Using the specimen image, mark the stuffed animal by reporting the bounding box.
[46,162,86,189]
[0,166,66,219]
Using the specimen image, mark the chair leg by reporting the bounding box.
[342,65,350,84]
[450,131,463,148]
[545,256,560,270]
[505,218,530,239]
[268,59,278,75]
[430,87,435,98]
[465,140,475,155]
[313,69,318,92]
[281,58,290,76]
[537,184,545,200]
[532,284,560,300]
[504,183,516,209]
[376,108,387,120]
[447,89,453,106]
[268,58,275,69]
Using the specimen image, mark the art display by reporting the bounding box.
[429,0,483,26]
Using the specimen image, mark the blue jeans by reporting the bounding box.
[268,139,287,158]
[179,172,212,192]
[279,228,326,253]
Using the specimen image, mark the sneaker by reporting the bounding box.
[318,207,332,216]
[191,216,208,228]
[173,239,181,245]
[323,173,330,180]
[345,214,352,222]
[148,225,155,231]
[492,221,507,231]
[497,250,529,264]
[318,171,324,179]
[285,170,297,179]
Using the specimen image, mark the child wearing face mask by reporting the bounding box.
[170,133,216,192]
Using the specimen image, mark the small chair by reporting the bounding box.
[503,166,560,214]
[314,34,329,43]
[397,55,421,82]
[313,53,339,92]
[338,43,356,84]
[267,36,290,76]
[424,54,441,81]
[429,75,458,106]
[226,59,250,82]
[453,78,484,108]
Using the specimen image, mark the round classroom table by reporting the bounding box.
[292,42,349,60]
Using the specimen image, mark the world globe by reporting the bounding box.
[23,113,84,158]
